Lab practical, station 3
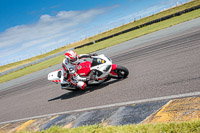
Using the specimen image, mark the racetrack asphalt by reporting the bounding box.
[0,18,200,123]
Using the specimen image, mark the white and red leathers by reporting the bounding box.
[61,53,93,90]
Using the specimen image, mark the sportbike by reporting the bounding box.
[48,54,129,91]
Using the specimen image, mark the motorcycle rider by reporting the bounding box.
[61,50,97,90]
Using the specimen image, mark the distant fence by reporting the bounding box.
[1,4,200,77]
[74,4,200,49]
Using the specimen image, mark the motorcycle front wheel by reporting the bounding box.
[114,65,129,79]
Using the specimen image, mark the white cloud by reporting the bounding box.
[0,1,189,65]
[0,8,107,65]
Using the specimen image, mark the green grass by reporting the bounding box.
[17,120,200,133]
[1,3,200,83]
[0,0,199,73]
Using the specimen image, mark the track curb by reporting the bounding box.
[142,96,200,123]
[1,96,200,132]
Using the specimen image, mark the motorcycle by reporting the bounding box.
[48,54,129,91]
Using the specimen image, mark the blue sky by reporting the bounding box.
[0,0,189,65]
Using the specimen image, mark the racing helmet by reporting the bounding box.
[65,50,79,65]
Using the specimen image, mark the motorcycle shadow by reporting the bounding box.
[48,79,123,102]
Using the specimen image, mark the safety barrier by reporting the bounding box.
[74,4,200,49]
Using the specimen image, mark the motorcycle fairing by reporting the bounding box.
[91,58,106,67]
[48,69,62,83]
[52,80,61,83]
[109,64,118,76]
[77,61,91,76]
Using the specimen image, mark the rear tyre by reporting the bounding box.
[115,65,129,79]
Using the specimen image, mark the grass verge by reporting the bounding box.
[0,0,199,73]
[0,8,200,84]
[17,120,200,133]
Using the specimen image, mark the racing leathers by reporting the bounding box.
[61,54,95,90]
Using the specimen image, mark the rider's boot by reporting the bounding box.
[61,78,69,89]
[77,81,87,90]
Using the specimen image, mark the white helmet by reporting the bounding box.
[65,50,79,65]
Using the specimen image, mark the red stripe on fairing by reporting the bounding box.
[97,77,107,80]
[112,64,117,70]
[56,69,62,71]
[110,64,117,76]
[110,71,117,76]
[52,80,61,82]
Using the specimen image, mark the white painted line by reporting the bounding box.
[0,91,200,125]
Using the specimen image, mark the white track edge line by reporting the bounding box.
[0,91,200,125]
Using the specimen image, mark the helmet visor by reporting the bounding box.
[70,57,78,62]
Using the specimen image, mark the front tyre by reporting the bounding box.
[115,65,129,79]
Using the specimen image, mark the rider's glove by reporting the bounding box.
[69,68,75,74]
